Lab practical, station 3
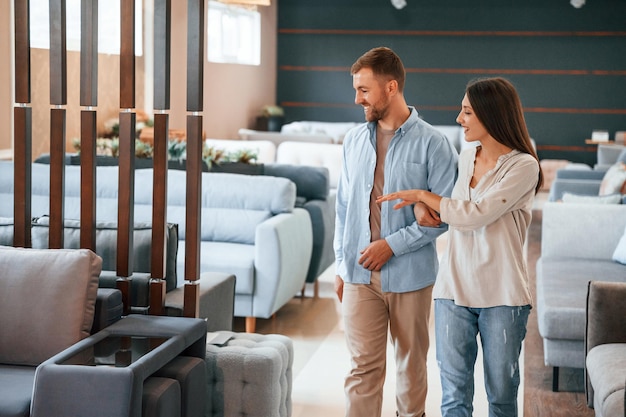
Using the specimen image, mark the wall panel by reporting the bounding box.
[277,0,626,165]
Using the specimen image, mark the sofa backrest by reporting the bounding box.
[0,161,296,245]
[0,246,102,366]
[263,163,329,202]
[541,202,626,260]
[276,141,343,189]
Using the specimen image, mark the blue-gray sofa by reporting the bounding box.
[0,161,312,333]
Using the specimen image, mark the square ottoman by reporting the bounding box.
[204,332,293,417]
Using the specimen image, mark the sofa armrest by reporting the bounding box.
[548,179,602,201]
[541,202,626,260]
[585,281,626,407]
[301,198,335,283]
[253,208,313,318]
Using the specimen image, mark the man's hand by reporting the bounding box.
[335,275,344,302]
[413,202,441,227]
[358,239,393,271]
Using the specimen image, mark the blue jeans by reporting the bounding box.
[435,299,530,417]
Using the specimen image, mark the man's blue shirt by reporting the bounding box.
[334,107,459,293]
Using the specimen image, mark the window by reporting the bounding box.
[29,0,143,56]
[207,1,260,66]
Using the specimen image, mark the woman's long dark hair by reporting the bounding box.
[466,77,544,193]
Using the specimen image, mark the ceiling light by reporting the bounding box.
[570,0,585,8]
[391,0,407,10]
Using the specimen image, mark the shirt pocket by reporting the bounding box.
[394,162,428,190]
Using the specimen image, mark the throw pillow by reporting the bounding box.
[561,192,622,204]
[599,162,626,196]
[613,224,626,265]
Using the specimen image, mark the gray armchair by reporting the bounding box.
[585,280,626,417]
[0,245,208,417]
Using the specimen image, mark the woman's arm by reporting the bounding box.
[376,189,442,213]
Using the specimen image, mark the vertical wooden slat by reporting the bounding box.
[149,113,169,316]
[49,108,66,249]
[80,0,98,251]
[186,0,204,112]
[184,115,202,318]
[48,0,67,249]
[80,0,98,107]
[120,0,135,109]
[183,0,205,317]
[116,112,136,315]
[49,0,67,106]
[13,107,32,248]
[14,0,31,104]
[149,0,171,315]
[80,111,97,250]
[13,0,32,248]
[153,0,171,111]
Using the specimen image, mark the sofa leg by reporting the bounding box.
[313,280,319,299]
[552,367,559,392]
[245,317,256,333]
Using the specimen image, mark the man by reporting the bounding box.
[334,46,458,417]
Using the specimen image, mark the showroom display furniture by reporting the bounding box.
[1,162,312,333]
[263,163,334,296]
[204,331,294,417]
[536,202,626,391]
[585,280,626,417]
[0,245,209,417]
[548,148,626,202]
[595,143,626,170]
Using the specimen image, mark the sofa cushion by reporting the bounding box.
[613,225,626,265]
[586,343,626,416]
[0,246,102,366]
[264,164,329,201]
[537,258,626,340]
[30,217,179,292]
[561,192,622,204]
[599,162,626,196]
[178,241,255,295]
[0,365,37,417]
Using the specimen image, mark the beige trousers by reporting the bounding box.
[342,271,432,417]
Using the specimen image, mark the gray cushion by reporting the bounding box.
[0,246,101,366]
[30,216,178,292]
[263,164,330,201]
[0,365,37,417]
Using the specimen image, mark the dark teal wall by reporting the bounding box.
[277,0,626,165]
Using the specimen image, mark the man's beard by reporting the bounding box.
[364,96,390,122]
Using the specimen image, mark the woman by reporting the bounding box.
[377,77,543,417]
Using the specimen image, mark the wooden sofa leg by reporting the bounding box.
[245,317,256,333]
[314,280,319,299]
[552,367,559,392]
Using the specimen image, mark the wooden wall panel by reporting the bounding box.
[13,106,32,248]
[120,0,136,109]
[186,0,204,112]
[48,108,66,249]
[80,0,98,107]
[154,0,171,110]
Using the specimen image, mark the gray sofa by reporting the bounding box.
[536,202,626,391]
[0,245,208,417]
[263,163,334,296]
[585,280,626,417]
[0,161,312,334]
[548,148,626,202]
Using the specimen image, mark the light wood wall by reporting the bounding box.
[0,0,277,160]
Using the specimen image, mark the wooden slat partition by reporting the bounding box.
[11,0,204,319]
[13,0,32,248]
[183,0,205,318]
[148,0,172,316]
